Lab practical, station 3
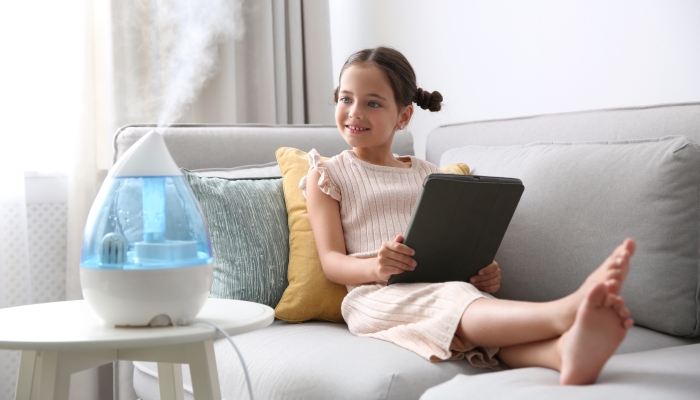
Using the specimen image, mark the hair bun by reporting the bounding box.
[414,88,443,112]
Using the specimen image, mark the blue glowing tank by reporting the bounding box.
[80,130,213,327]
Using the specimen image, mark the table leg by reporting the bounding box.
[21,349,116,400]
[186,340,221,400]
[118,340,223,400]
[157,363,185,400]
[35,352,69,400]
[15,351,39,400]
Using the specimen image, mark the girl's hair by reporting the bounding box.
[333,47,443,112]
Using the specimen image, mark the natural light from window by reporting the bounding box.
[1,2,84,173]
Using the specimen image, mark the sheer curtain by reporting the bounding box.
[107,0,334,130]
[0,1,88,398]
[0,175,33,399]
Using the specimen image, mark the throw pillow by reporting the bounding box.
[274,147,348,322]
[440,162,470,175]
[274,147,471,323]
[182,169,289,309]
[441,136,700,337]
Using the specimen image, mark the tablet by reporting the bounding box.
[387,174,524,285]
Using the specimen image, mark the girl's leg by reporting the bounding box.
[498,282,633,385]
[456,297,571,348]
[456,238,634,348]
[498,337,561,371]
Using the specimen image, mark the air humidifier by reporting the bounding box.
[80,130,213,327]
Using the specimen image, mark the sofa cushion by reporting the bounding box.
[440,136,700,337]
[130,323,698,400]
[183,170,289,308]
[420,342,700,400]
[132,320,489,400]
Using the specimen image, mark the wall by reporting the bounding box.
[329,0,700,158]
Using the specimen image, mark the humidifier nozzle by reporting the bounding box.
[110,130,182,178]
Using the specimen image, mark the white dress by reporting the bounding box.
[300,149,502,368]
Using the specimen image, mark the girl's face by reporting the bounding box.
[335,64,412,151]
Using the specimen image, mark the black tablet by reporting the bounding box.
[387,174,524,285]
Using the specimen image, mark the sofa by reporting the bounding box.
[113,102,700,400]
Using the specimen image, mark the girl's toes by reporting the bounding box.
[604,293,618,308]
[624,318,634,329]
[618,306,630,319]
[605,279,620,294]
[607,295,625,311]
[613,298,626,312]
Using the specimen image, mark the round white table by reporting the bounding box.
[0,298,274,400]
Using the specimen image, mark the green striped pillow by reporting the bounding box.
[183,169,289,308]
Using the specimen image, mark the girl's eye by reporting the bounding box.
[368,101,381,108]
[340,97,351,104]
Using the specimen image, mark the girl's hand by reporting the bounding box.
[375,235,416,281]
[470,261,501,293]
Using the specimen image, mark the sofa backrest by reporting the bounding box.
[426,102,700,164]
[113,124,414,168]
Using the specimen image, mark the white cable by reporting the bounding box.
[192,318,255,400]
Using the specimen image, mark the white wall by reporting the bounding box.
[329,0,700,158]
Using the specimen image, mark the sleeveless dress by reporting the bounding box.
[300,149,502,369]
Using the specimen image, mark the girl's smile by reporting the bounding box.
[345,124,369,134]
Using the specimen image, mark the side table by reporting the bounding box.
[0,298,274,400]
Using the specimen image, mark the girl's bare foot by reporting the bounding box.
[555,238,635,333]
[558,282,633,385]
[579,238,635,296]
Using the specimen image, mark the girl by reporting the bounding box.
[302,46,635,385]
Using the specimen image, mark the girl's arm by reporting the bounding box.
[305,168,416,286]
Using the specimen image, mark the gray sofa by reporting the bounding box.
[114,102,700,400]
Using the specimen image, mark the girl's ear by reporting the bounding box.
[397,105,414,130]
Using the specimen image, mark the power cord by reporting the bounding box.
[192,318,255,400]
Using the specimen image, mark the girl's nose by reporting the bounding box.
[349,103,363,119]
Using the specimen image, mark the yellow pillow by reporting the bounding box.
[274,147,471,323]
[440,162,470,175]
[274,147,348,322]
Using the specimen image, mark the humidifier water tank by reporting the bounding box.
[80,130,213,327]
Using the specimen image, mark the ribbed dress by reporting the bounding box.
[300,149,501,369]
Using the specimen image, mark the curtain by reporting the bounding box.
[0,0,90,397]
[107,0,334,130]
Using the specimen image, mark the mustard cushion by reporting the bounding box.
[274,147,348,322]
[440,162,470,175]
[274,146,470,323]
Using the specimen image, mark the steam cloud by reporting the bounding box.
[155,0,244,130]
